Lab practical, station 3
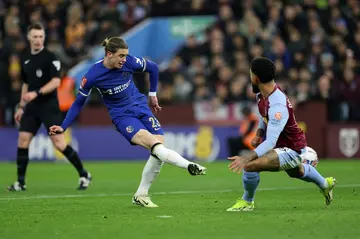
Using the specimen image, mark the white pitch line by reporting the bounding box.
[1,184,359,201]
[156,215,173,218]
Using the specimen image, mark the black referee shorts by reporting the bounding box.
[19,101,63,135]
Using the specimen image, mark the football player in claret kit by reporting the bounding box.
[227,57,336,212]
[8,22,91,192]
[49,37,207,208]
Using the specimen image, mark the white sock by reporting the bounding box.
[152,144,191,169]
[135,155,163,196]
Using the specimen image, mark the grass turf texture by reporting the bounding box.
[0,160,359,239]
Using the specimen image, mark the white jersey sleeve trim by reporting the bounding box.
[142,58,147,72]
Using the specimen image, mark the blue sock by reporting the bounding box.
[299,163,326,189]
[242,171,260,202]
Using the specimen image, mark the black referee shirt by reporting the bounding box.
[21,48,61,103]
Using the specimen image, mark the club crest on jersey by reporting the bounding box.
[80,77,87,89]
[36,69,42,78]
[126,126,134,133]
[275,112,282,120]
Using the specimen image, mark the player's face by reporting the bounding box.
[27,29,45,52]
[109,49,129,69]
[250,70,260,93]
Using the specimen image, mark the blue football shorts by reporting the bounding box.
[112,103,164,143]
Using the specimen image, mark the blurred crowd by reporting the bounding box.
[1,0,360,125]
[156,0,360,122]
[0,0,151,125]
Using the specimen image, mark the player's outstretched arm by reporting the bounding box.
[229,104,289,173]
[49,94,87,135]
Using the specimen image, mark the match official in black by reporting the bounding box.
[8,22,92,191]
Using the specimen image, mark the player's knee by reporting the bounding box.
[286,167,303,178]
[243,163,257,172]
[18,133,32,148]
[51,136,67,151]
[287,171,301,178]
[153,134,164,144]
[132,129,160,149]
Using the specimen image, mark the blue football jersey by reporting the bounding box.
[79,55,148,117]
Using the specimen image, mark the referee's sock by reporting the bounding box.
[17,147,29,185]
[62,145,88,177]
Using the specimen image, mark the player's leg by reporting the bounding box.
[135,134,164,196]
[227,150,279,212]
[43,107,91,190]
[8,107,41,191]
[251,147,336,205]
[273,148,336,205]
[116,114,206,175]
[131,129,206,175]
[139,109,206,175]
[49,134,91,190]
[133,134,164,208]
[286,164,336,205]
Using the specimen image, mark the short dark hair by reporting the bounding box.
[27,22,44,33]
[250,57,276,83]
[101,37,128,53]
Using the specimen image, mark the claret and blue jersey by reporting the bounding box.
[60,55,164,143]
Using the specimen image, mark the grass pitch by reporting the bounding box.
[0,160,359,239]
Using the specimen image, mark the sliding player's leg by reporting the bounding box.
[227,150,279,212]
[244,147,336,205]
[286,164,336,205]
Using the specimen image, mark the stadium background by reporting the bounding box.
[0,0,359,161]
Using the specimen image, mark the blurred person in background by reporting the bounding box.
[227,106,259,156]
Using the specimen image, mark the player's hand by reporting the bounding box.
[149,96,162,112]
[251,136,262,147]
[228,156,248,174]
[23,91,38,102]
[14,108,24,124]
[49,125,64,135]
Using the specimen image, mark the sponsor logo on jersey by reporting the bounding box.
[101,80,132,95]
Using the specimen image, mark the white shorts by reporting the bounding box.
[274,147,306,171]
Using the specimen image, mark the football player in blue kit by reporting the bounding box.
[49,37,206,208]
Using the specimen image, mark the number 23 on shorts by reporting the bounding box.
[149,117,161,129]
